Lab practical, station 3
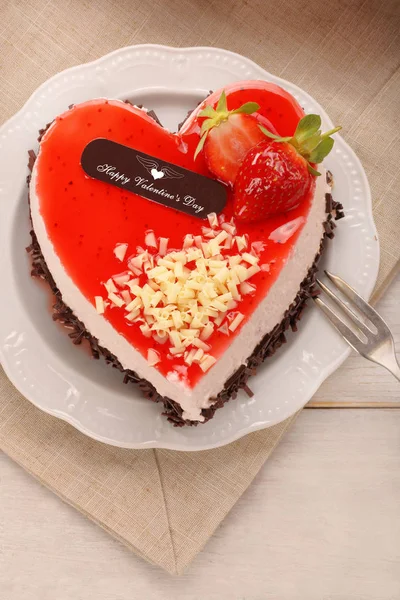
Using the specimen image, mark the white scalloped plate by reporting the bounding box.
[0,45,379,451]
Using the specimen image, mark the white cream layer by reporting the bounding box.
[30,156,328,422]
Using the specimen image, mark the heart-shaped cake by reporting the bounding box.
[28,81,342,425]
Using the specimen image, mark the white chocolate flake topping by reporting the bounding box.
[94,214,267,375]
[95,296,105,314]
[145,230,157,248]
[147,348,161,366]
[207,212,219,228]
[113,243,128,262]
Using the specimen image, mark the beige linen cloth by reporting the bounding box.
[1,0,399,575]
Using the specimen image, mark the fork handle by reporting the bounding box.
[381,355,400,383]
[388,364,400,383]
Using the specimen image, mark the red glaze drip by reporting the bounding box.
[35,83,314,388]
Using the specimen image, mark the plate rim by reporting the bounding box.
[0,44,379,451]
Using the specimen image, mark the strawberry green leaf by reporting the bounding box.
[308,137,335,163]
[307,164,321,176]
[194,132,208,160]
[294,114,321,143]
[232,102,260,115]
[200,118,220,135]
[259,125,292,142]
[301,132,323,154]
[199,105,217,118]
[320,126,342,139]
[259,125,280,139]
[216,90,227,113]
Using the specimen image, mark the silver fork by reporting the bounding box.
[314,271,400,382]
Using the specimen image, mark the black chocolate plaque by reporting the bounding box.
[81,138,227,219]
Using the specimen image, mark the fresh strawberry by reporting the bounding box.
[194,90,277,186]
[202,113,270,186]
[234,114,341,222]
[234,141,312,221]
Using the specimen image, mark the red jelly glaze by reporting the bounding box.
[180,80,305,138]
[35,83,314,388]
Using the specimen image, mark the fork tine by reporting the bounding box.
[324,271,390,333]
[316,277,370,336]
[314,296,367,353]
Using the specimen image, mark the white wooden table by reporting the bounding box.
[1,275,399,600]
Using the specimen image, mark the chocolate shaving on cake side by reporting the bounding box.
[26,112,344,427]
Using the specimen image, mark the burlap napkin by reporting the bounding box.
[1,0,399,575]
